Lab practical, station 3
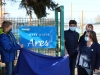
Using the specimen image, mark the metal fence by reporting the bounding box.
[1,18,100,57]
[0,17,100,75]
[1,18,62,57]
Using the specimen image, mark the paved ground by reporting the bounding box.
[75,68,100,75]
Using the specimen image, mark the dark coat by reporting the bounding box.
[64,29,79,54]
[71,41,100,70]
[78,31,86,44]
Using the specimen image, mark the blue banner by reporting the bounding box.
[14,48,70,75]
[19,26,57,48]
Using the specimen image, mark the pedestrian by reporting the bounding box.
[0,21,23,75]
[79,24,94,44]
[71,31,100,75]
[64,20,79,75]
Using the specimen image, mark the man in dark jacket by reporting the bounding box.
[64,20,79,75]
[79,24,93,44]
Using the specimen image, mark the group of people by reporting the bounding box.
[64,20,100,75]
[0,20,100,75]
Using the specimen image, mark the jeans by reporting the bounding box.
[5,61,14,75]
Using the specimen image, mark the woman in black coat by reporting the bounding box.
[70,31,100,75]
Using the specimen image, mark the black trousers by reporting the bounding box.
[69,57,76,75]
[77,66,93,75]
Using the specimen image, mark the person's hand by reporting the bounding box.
[66,54,69,57]
[94,69,99,73]
[20,44,23,48]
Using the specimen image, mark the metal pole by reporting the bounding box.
[60,6,64,56]
[38,19,40,25]
[81,10,84,34]
[70,3,72,20]
[29,9,32,26]
[38,18,40,53]
[55,8,58,56]
[30,16,32,25]
[4,0,5,20]
[0,0,2,27]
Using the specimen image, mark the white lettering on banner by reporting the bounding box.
[29,33,50,36]
[27,39,34,46]
[27,39,50,47]
[45,40,49,46]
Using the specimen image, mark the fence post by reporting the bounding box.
[55,6,64,56]
[60,6,64,56]
[38,18,40,53]
[55,8,58,56]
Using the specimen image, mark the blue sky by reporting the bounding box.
[2,0,100,23]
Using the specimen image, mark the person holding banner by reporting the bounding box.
[64,20,79,75]
[71,31,100,75]
[0,21,23,75]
